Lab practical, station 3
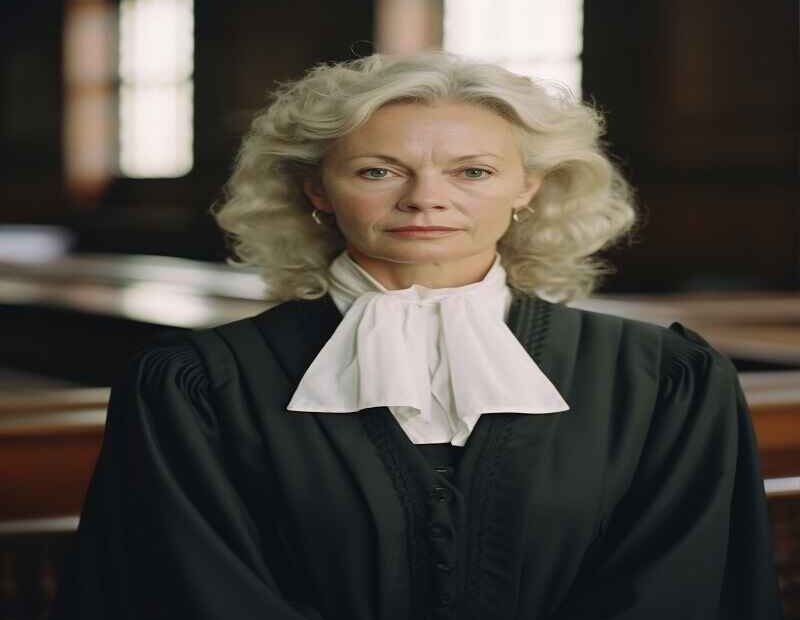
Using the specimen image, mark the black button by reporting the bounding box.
[430,486,451,502]
[436,593,452,608]
[429,524,446,538]
[435,561,453,573]
[434,466,453,476]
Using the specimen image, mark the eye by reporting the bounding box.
[358,167,394,179]
[358,167,494,180]
[460,167,493,179]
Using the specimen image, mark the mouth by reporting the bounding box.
[387,226,459,232]
[386,228,460,238]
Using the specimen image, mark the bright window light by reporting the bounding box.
[443,0,583,99]
[118,0,194,177]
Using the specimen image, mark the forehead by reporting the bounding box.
[333,101,516,155]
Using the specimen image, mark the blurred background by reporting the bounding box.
[0,0,798,618]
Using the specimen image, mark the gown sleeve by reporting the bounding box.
[48,333,329,620]
[550,322,785,620]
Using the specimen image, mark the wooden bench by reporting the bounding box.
[0,389,109,521]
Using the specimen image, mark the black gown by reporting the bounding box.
[49,290,785,619]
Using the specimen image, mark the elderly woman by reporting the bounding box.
[51,51,783,619]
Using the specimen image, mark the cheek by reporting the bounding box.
[334,183,386,207]
[334,203,383,234]
[469,204,513,237]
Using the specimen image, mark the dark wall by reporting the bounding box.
[583,0,800,292]
[0,1,65,218]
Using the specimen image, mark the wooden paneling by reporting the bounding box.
[637,2,797,172]
[615,181,798,291]
[770,494,800,619]
[0,0,65,221]
[584,0,800,294]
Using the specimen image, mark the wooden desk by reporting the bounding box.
[2,253,799,373]
[572,291,800,366]
[742,371,800,479]
[0,253,269,329]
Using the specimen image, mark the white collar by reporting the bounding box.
[286,250,570,445]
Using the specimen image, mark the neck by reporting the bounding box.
[345,246,498,290]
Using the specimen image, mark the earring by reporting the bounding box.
[312,208,325,225]
[512,205,535,223]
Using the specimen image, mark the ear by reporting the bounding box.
[512,173,543,209]
[303,177,334,213]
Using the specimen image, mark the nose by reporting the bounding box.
[396,174,449,212]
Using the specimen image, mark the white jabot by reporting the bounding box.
[285,249,570,446]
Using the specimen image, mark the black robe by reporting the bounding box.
[49,290,785,619]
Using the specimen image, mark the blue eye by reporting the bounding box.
[358,167,493,180]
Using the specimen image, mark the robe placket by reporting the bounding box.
[352,292,564,620]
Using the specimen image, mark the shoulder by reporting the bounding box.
[544,297,736,385]
[540,296,667,344]
[101,329,224,437]
[657,320,739,404]
[123,329,211,399]
[129,302,301,396]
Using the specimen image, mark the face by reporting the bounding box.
[303,100,542,289]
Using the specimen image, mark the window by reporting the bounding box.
[118,0,194,177]
[443,0,583,99]
[63,0,195,201]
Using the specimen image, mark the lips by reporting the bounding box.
[388,226,459,232]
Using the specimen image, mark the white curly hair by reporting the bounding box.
[210,50,641,304]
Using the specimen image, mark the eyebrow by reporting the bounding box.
[346,153,504,163]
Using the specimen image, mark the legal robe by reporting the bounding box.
[49,290,785,619]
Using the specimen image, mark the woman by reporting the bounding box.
[50,51,784,619]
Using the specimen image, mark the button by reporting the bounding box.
[436,593,452,608]
[429,524,446,538]
[430,486,451,502]
[435,561,453,573]
[434,466,453,476]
